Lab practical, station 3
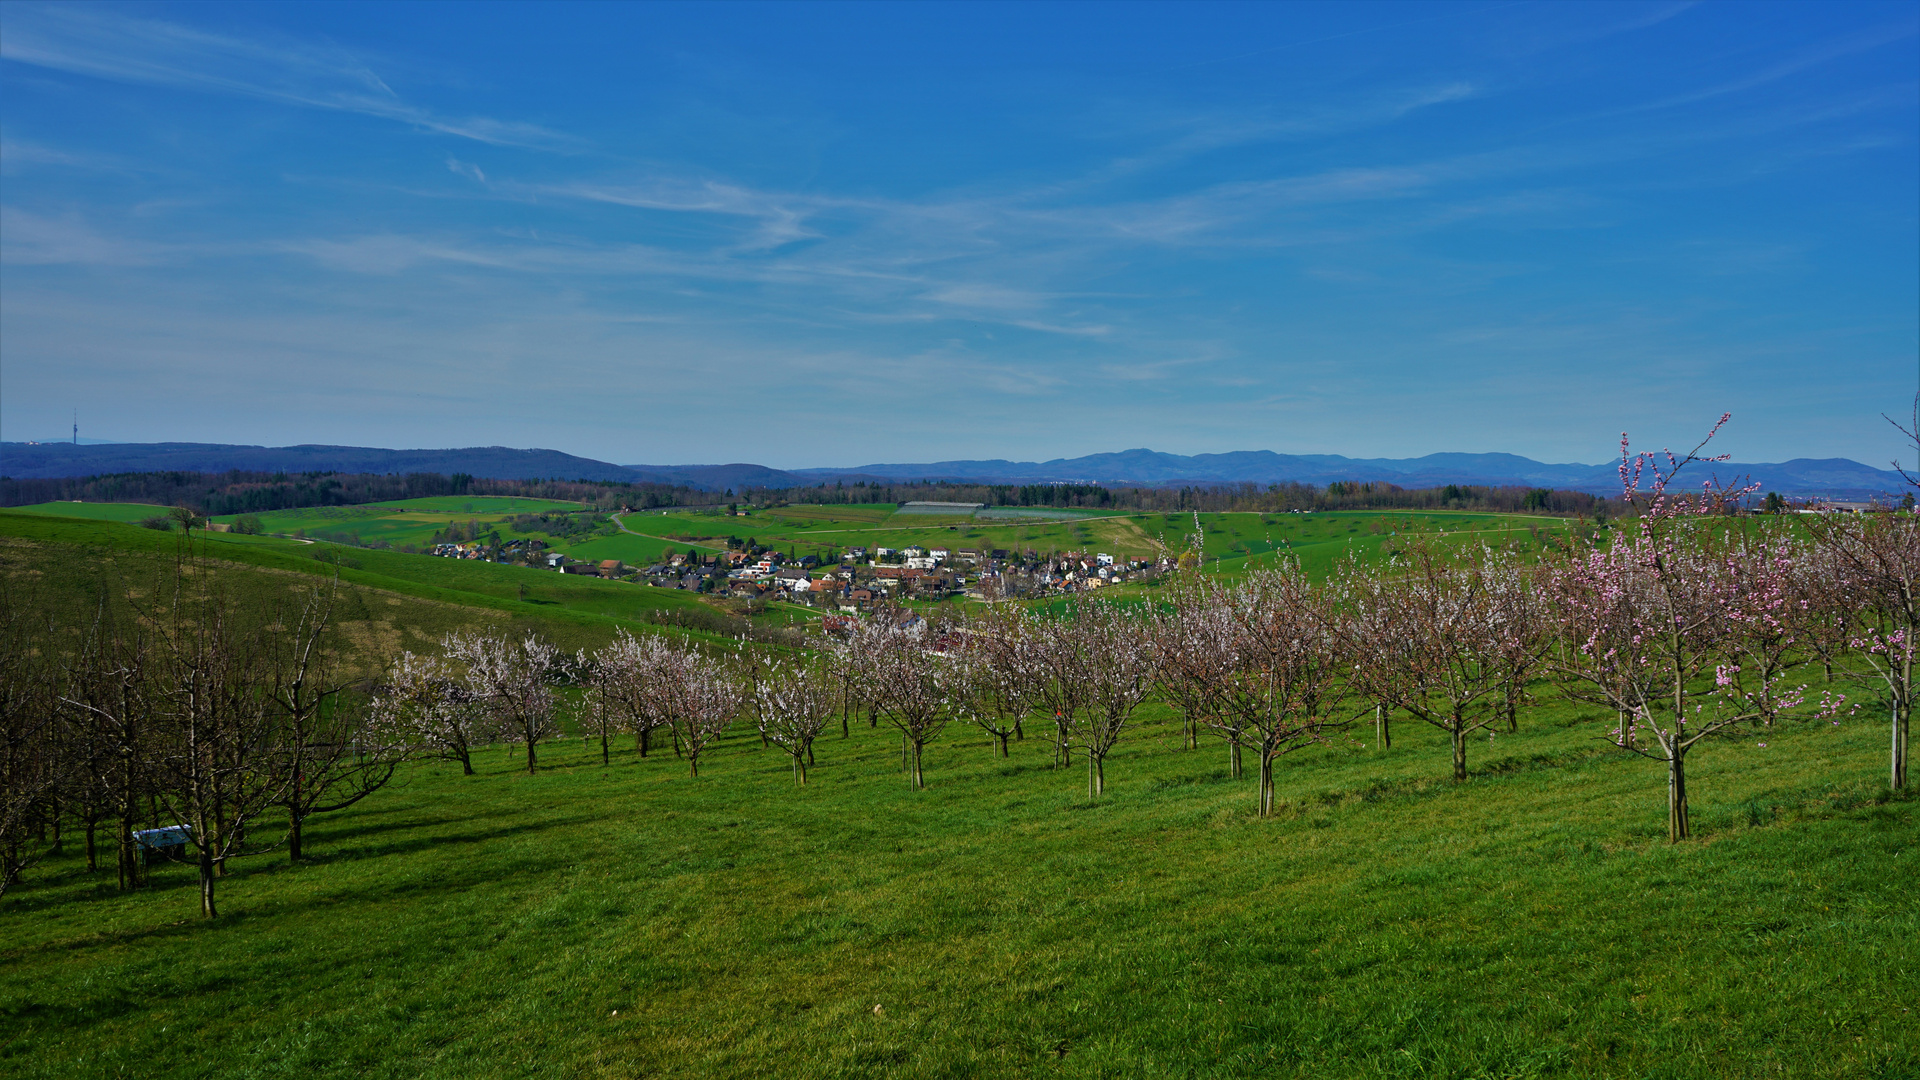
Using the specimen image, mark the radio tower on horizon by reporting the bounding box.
[73,409,79,446]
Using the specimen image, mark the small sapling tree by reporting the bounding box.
[267,587,405,862]
[143,570,297,918]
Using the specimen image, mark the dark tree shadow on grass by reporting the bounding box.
[0,815,592,933]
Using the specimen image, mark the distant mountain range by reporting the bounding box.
[2,441,1908,498]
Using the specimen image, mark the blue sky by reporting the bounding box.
[2,1,1915,468]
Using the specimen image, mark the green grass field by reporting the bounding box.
[362,496,586,514]
[3,683,1910,1078]
[6,501,178,523]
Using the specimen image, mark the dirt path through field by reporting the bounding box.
[609,514,727,550]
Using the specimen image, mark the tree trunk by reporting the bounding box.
[1450,724,1467,782]
[1258,752,1274,818]
[85,817,97,872]
[1892,697,1909,791]
[910,741,925,790]
[601,732,610,766]
[1376,704,1390,750]
[198,848,218,918]
[525,735,538,775]
[639,727,652,758]
[458,748,474,775]
[688,753,699,778]
[795,753,807,786]
[1667,745,1689,841]
[117,805,139,892]
[288,769,304,862]
[996,731,1009,757]
[1228,739,1242,779]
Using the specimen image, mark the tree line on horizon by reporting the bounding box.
[2,467,1629,520]
[0,470,720,515]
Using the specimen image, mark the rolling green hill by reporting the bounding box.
[0,510,738,655]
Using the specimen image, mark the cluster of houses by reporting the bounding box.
[426,538,547,561]
[629,544,1167,611]
[421,533,1169,608]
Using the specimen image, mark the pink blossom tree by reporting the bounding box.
[1341,541,1536,784]
[949,610,1033,758]
[1544,418,1840,839]
[1806,508,1918,789]
[1717,524,1826,729]
[1176,563,1350,816]
[648,647,738,779]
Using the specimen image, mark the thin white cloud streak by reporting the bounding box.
[0,4,575,150]
[0,207,172,266]
[1631,19,1919,113]
[0,138,126,173]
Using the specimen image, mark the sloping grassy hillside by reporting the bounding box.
[0,511,736,653]
[2,687,1910,1079]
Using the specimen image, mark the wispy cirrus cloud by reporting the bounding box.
[0,207,173,266]
[0,138,127,174]
[0,4,576,150]
[537,178,825,250]
[1634,18,1919,113]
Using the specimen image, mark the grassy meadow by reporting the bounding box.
[3,681,1911,1079]
[0,503,1912,1079]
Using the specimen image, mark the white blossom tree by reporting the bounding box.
[751,658,833,784]
[442,632,559,775]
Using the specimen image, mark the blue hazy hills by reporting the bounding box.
[1,441,1907,498]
